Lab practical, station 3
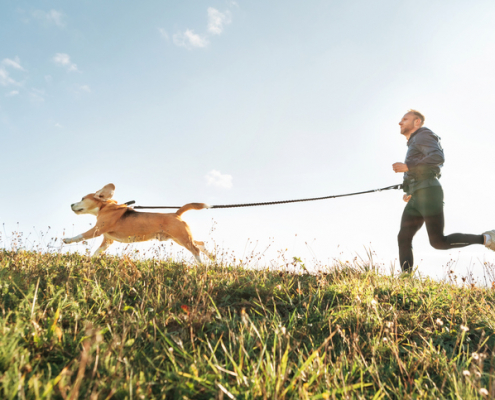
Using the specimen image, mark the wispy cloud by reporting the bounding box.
[53,53,79,72]
[206,170,233,189]
[0,56,25,86]
[173,29,209,49]
[158,28,169,41]
[6,90,19,97]
[73,84,91,94]
[170,6,233,49]
[2,57,25,71]
[32,9,66,27]
[0,68,18,86]
[207,8,231,35]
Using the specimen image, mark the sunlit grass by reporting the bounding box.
[1,244,495,399]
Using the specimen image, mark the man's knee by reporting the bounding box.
[429,236,448,250]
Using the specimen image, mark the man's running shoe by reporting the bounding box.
[483,230,495,251]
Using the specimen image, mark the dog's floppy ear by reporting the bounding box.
[94,183,115,201]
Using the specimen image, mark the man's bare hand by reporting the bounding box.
[392,162,409,173]
[403,194,411,202]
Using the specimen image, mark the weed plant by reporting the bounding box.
[1,248,495,399]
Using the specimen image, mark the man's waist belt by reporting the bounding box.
[403,171,440,192]
[406,174,440,183]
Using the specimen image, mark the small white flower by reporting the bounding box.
[475,371,481,378]
[463,370,470,377]
[281,326,286,335]
[472,353,479,360]
[383,337,388,342]
[371,299,378,306]
[385,321,394,329]
[435,318,444,326]
[460,325,469,332]
[479,388,489,396]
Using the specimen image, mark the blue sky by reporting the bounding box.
[2,0,495,279]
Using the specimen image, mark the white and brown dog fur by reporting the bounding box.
[63,184,214,263]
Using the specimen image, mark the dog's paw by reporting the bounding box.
[63,234,83,244]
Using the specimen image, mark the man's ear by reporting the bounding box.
[94,183,115,201]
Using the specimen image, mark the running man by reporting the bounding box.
[392,110,495,272]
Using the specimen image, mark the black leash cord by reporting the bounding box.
[127,183,403,210]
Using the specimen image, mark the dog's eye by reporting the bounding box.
[81,198,84,201]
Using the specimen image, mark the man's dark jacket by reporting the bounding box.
[403,127,445,195]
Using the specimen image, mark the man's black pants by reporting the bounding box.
[398,186,483,272]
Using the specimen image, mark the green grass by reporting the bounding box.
[1,249,495,399]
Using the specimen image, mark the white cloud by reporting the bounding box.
[71,84,91,95]
[55,123,63,128]
[206,170,233,189]
[6,90,19,97]
[32,9,66,27]
[78,84,91,93]
[207,8,231,35]
[171,6,234,50]
[0,57,25,86]
[2,57,25,71]
[0,68,18,86]
[173,29,209,49]
[158,28,169,41]
[53,53,79,72]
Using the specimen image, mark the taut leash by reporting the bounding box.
[124,183,403,210]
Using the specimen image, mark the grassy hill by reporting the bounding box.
[1,250,494,399]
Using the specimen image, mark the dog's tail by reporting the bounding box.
[176,203,211,216]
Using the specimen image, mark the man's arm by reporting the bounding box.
[393,162,408,173]
[392,163,410,200]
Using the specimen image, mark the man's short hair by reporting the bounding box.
[407,109,425,126]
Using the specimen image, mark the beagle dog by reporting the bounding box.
[63,184,214,263]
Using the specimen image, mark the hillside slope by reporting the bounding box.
[1,250,494,399]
